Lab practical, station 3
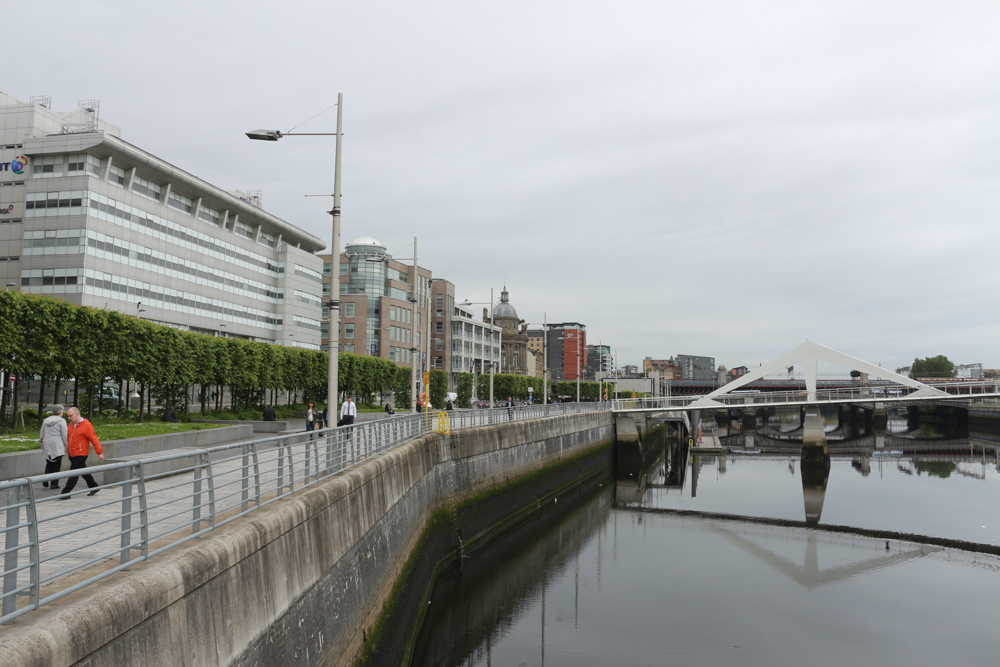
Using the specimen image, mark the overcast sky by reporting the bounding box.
[9,1,999,376]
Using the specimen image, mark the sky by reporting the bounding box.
[7,0,999,376]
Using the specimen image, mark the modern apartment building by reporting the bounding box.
[451,302,501,392]
[318,236,431,367]
[0,92,326,346]
[585,344,612,378]
[545,322,587,381]
[677,354,716,380]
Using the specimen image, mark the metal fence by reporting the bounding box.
[0,402,606,624]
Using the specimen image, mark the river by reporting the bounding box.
[411,408,1000,666]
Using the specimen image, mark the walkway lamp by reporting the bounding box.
[247,93,343,415]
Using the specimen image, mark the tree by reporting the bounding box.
[456,372,473,408]
[429,369,447,408]
[910,355,955,378]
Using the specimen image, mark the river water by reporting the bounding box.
[412,410,1000,666]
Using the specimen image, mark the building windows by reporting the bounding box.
[67,154,101,176]
[416,312,421,327]
[167,191,194,214]
[344,302,355,318]
[435,321,443,334]
[32,155,63,178]
[200,205,222,227]
[344,343,354,353]
[344,323,355,338]
[435,294,444,317]
[131,175,162,201]
[322,283,331,296]
[258,231,275,249]
[339,264,348,275]
[434,338,443,351]
[108,165,126,187]
[323,262,332,275]
[513,352,519,367]
[294,290,322,307]
[294,315,321,331]
[24,191,85,213]
[294,264,323,283]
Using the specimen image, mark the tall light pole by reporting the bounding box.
[247,93,343,414]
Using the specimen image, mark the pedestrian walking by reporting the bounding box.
[305,401,319,433]
[340,396,357,426]
[39,404,67,489]
[59,407,104,499]
[506,396,514,421]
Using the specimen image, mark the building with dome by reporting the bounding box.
[488,286,531,376]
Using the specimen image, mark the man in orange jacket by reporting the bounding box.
[59,407,105,499]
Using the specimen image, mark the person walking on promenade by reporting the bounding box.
[59,407,104,499]
[39,404,68,489]
[305,401,319,435]
[340,396,357,426]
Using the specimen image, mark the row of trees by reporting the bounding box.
[0,291,401,425]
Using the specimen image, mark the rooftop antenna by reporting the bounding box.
[29,95,51,109]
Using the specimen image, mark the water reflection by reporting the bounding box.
[414,491,1000,667]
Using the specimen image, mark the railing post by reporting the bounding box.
[251,442,262,509]
[120,464,134,566]
[241,444,250,513]
[203,454,217,530]
[2,485,22,621]
[192,452,203,534]
[277,439,286,496]
[136,464,149,560]
[23,484,39,611]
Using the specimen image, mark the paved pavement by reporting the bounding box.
[8,419,361,606]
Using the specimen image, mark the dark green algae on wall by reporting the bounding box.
[356,437,617,666]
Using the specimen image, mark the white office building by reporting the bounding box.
[0,92,326,347]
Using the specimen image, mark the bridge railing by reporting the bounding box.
[0,402,607,624]
[612,381,1000,412]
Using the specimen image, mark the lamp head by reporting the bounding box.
[246,129,282,141]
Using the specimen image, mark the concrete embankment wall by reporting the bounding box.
[0,424,253,481]
[0,412,613,667]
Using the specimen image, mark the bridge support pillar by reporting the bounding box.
[614,413,641,443]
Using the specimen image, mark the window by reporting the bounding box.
[201,206,222,227]
[32,155,63,178]
[513,352,519,367]
[435,321,443,334]
[344,343,354,353]
[344,323,354,338]
[390,305,396,321]
[131,175,161,201]
[167,191,193,214]
[416,332,421,346]
[108,165,126,187]
[435,338,443,351]
[389,347,395,361]
[257,231,275,248]
[435,294,444,316]
[344,302,355,318]
[67,154,101,176]
[416,312,421,327]
[340,264,348,275]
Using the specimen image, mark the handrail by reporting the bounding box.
[0,402,606,624]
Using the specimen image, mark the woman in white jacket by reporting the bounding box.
[39,404,68,489]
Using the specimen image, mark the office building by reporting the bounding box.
[0,92,325,346]
[677,354,716,380]
[319,236,430,366]
[545,323,587,380]
[586,344,612,378]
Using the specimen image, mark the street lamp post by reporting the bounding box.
[247,93,343,415]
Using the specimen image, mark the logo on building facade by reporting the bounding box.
[11,156,27,174]
[0,205,13,215]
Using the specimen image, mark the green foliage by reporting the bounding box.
[552,380,611,401]
[475,373,548,402]
[456,373,474,408]
[0,291,415,425]
[429,369,448,408]
[393,366,412,410]
[910,355,955,378]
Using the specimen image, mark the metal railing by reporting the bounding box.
[0,402,606,624]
